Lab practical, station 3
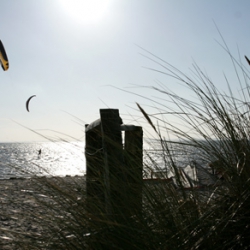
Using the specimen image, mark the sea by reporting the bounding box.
[0,141,86,179]
[143,140,215,186]
[0,140,212,185]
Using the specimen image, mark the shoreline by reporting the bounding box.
[0,173,86,180]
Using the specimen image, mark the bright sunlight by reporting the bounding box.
[59,0,111,25]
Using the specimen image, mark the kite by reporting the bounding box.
[26,95,36,112]
[0,40,9,71]
[245,55,250,66]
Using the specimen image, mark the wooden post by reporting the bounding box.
[123,125,143,218]
[85,110,143,224]
[85,120,105,217]
[100,109,124,220]
[85,109,143,249]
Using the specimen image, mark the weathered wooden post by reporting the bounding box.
[122,125,143,218]
[100,109,124,220]
[85,119,105,217]
[85,109,143,226]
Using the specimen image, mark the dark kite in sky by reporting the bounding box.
[26,95,36,112]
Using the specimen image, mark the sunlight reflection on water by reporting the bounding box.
[0,142,85,179]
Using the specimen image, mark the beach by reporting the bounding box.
[0,175,86,249]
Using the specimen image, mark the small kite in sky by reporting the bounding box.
[26,95,36,112]
[245,55,250,66]
[0,40,9,71]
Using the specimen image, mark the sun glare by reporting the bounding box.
[59,0,111,25]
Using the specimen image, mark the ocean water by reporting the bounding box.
[144,140,207,167]
[0,141,86,179]
[0,139,212,186]
[143,140,213,185]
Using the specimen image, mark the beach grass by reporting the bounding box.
[4,40,250,249]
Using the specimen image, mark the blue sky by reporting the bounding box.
[0,0,250,142]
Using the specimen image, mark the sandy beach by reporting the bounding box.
[0,175,86,249]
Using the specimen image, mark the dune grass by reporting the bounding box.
[42,60,249,249]
[132,42,250,249]
[6,40,250,249]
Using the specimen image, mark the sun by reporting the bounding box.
[59,0,111,25]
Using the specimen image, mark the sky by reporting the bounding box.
[0,0,250,142]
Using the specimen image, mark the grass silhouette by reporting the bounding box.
[5,40,250,249]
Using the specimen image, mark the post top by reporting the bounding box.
[120,124,142,131]
[85,118,101,132]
